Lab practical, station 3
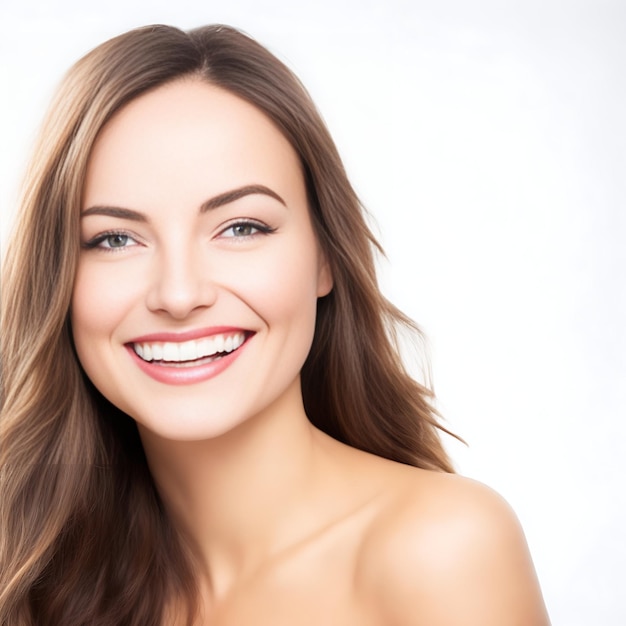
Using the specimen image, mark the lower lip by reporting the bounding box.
[126,336,250,385]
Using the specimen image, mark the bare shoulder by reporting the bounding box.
[357,467,551,626]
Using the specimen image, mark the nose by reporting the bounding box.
[145,245,217,319]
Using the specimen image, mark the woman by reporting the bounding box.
[0,24,550,625]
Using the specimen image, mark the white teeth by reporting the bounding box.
[133,332,246,363]
[162,343,179,362]
[179,341,197,361]
[152,344,164,361]
[197,338,212,357]
[214,335,225,353]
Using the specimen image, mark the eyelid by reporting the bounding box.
[82,229,142,251]
[217,218,276,239]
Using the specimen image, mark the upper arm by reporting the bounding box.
[360,475,551,626]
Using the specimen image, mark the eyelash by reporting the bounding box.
[82,220,276,251]
[82,230,138,251]
[219,219,276,239]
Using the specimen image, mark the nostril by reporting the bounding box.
[146,265,218,317]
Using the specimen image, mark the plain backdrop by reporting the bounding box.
[1,1,624,624]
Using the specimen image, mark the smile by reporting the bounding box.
[132,331,246,367]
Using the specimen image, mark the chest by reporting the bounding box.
[197,528,381,625]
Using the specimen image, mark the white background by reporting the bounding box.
[1,1,624,624]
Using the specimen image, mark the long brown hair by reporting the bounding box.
[0,24,457,624]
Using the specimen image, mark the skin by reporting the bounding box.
[72,79,551,625]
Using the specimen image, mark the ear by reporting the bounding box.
[316,252,333,297]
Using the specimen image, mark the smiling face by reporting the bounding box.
[71,79,332,441]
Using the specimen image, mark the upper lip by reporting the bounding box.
[128,326,251,344]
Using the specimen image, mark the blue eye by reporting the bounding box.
[229,223,257,237]
[103,234,131,248]
[83,231,139,250]
[220,220,275,238]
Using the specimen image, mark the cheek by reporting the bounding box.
[224,239,322,322]
[71,262,135,348]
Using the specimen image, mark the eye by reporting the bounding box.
[219,220,275,239]
[83,231,140,251]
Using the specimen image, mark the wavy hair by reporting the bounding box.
[0,24,457,624]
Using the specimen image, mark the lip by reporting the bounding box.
[129,326,245,343]
[126,327,253,385]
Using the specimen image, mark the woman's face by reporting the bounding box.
[71,79,332,441]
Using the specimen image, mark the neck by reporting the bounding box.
[138,378,329,597]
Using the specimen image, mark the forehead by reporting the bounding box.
[83,78,304,210]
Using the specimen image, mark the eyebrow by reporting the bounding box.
[81,184,286,220]
[200,184,286,212]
